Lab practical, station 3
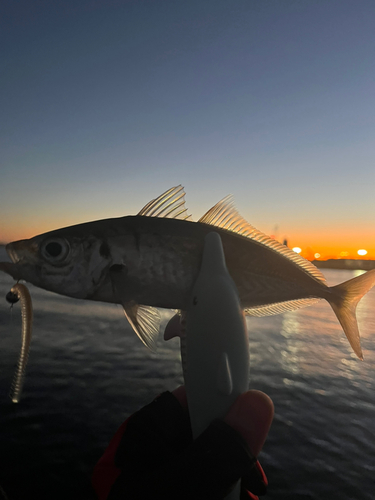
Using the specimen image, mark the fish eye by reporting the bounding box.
[40,238,70,263]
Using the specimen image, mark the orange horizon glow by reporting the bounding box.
[287,240,375,261]
[1,219,374,260]
[281,225,375,260]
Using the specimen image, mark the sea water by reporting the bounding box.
[0,249,374,499]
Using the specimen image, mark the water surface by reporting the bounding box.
[0,263,374,499]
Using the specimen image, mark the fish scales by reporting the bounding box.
[105,224,202,308]
[86,216,324,309]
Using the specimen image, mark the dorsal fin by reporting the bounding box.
[138,185,192,220]
[199,196,326,284]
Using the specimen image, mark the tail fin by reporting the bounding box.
[329,269,375,360]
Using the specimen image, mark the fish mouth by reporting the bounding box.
[5,239,39,264]
[6,242,21,264]
[0,240,40,280]
[0,242,23,278]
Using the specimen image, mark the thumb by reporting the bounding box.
[224,390,274,457]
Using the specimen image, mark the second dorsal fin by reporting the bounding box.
[199,196,326,284]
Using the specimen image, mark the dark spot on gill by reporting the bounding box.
[100,241,110,258]
[193,296,198,305]
[110,264,128,275]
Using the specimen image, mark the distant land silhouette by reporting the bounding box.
[312,259,375,271]
[0,245,373,271]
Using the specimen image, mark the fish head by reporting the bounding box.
[0,229,111,300]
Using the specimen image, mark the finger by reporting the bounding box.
[171,385,188,410]
[224,390,274,457]
[164,313,182,340]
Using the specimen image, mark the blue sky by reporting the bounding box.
[1,0,374,255]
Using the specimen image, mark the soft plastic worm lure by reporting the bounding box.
[6,283,33,403]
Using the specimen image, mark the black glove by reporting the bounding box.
[107,392,267,500]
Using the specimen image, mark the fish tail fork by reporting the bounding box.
[329,269,375,360]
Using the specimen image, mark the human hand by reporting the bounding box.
[172,385,274,499]
[93,387,273,500]
[172,385,273,458]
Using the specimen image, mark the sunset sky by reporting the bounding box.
[1,0,374,259]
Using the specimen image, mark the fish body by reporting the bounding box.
[3,215,328,306]
[1,186,375,357]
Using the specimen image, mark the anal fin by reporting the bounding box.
[244,297,320,317]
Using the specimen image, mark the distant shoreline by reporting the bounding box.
[312,259,375,271]
[0,245,373,271]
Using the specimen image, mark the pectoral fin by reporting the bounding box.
[123,301,160,351]
[109,264,160,350]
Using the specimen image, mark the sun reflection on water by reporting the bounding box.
[253,268,375,382]
[280,312,301,375]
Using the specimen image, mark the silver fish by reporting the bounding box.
[1,186,375,358]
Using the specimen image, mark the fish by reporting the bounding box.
[1,185,375,358]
